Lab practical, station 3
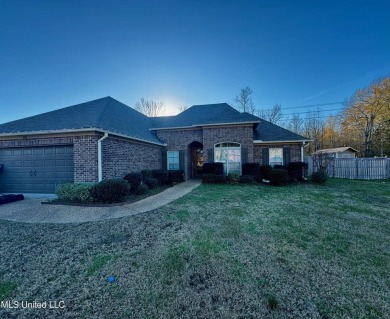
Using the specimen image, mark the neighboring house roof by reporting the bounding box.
[0,97,163,145]
[313,147,358,154]
[151,103,260,129]
[253,118,309,142]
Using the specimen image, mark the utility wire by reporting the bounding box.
[265,102,344,110]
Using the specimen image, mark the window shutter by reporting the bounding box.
[161,148,167,170]
[207,149,214,163]
[262,147,269,165]
[241,148,248,164]
[179,150,185,170]
[283,147,291,165]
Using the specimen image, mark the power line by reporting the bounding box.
[281,108,342,116]
[259,102,344,111]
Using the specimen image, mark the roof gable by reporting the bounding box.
[151,103,260,129]
[254,118,309,142]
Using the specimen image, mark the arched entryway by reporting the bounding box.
[188,141,203,178]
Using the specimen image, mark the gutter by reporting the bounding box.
[253,139,312,144]
[97,133,109,182]
[149,121,260,131]
[0,127,166,147]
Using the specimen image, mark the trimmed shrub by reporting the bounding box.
[202,174,215,184]
[167,170,185,185]
[124,172,143,191]
[202,162,224,175]
[91,179,129,204]
[141,169,152,179]
[56,183,95,203]
[274,164,287,170]
[202,174,226,184]
[240,175,256,184]
[312,171,328,184]
[144,177,158,189]
[151,169,169,185]
[214,175,227,184]
[269,169,288,186]
[134,184,148,195]
[288,162,308,181]
[288,161,308,171]
[227,172,240,184]
[242,163,260,176]
[260,165,273,180]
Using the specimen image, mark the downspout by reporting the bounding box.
[302,141,310,162]
[98,132,109,182]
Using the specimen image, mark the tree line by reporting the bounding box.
[234,78,390,157]
[134,77,389,157]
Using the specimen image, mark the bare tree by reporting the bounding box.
[134,98,165,117]
[303,109,325,153]
[313,151,335,174]
[178,105,188,113]
[286,112,303,134]
[258,104,284,125]
[233,86,255,114]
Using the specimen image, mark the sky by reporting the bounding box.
[0,0,389,124]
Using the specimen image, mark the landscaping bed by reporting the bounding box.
[45,185,170,207]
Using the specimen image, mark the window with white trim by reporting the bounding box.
[167,151,179,170]
[269,148,283,166]
[214,142,241,174]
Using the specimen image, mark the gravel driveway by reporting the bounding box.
[0,180,201,223]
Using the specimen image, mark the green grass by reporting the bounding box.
[0,281,18,300]
[1,178,389,318]
[86,254,118,276]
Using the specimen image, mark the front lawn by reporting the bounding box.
[0,179,389,318]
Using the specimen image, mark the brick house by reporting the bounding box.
[0,97,310,193]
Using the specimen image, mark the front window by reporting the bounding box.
[269,148,283,166]
[167,151,179,170]
[214,142,241,174]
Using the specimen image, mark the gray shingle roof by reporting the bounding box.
[151,103,260,128]
[0,97,310,144]
[254,118,309,142]
[313,147,358,154]
[0,97,163,144]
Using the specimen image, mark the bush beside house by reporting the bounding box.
[56,168,185,204]
[202,161,310,187]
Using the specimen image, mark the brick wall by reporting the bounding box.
[155,125,255,177]
[253,143,302,165]
[0,134,165,182]
[73,135,100,182]
[156,129,202,179]
[102,137,162,179]
[203,125,254,163]
[0,134,101,182]
[156,129,203,150]
[0,136,74,148]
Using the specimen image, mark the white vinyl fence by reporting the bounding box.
[305,157,390,180]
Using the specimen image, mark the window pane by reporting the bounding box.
[214,144,241,174]
[167,151,179,170]
[270,148,283,165]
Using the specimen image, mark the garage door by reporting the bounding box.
[0,146,74,193]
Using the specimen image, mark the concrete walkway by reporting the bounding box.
[0,180,201,224]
